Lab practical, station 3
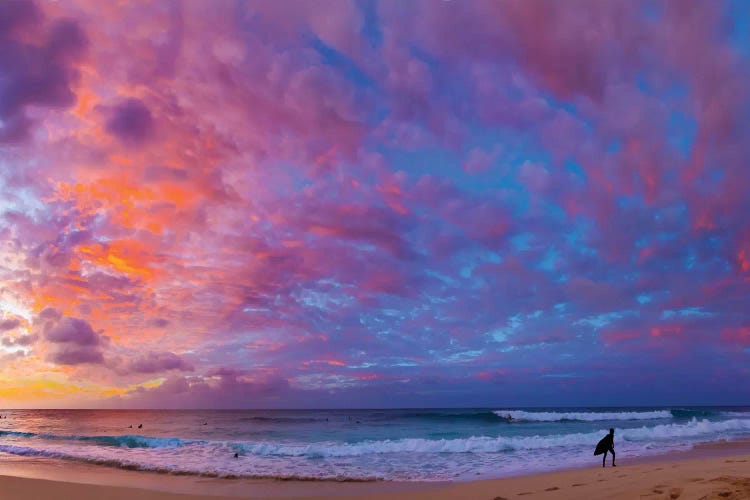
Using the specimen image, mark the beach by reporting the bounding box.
[1,442,750,499]
[2,408,750,498]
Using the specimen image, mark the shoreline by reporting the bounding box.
[0,438,749,498]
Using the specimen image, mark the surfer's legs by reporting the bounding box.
[610,448,616,466]
[602,450,607,467]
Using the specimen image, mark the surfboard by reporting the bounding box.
[594,436,611,456]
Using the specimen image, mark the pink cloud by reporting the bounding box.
[463,147,499,174]
[722,326,750,346]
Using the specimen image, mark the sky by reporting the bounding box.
[1,0,750,409]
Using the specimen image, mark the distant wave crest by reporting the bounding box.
[493,410,673,422]
[721,411,750,418]
[239,416,321,423]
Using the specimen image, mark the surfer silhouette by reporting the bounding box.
[594,428,616,467]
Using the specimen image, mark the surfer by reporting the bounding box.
[594,428,616,467]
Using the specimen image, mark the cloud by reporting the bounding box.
[47,344,104,365]
[463,147,498,174]
[722,326,750,346]
[104,98,154,144]
[0,0,87,142]
[39,311,104,366]
[0,318,21,331]
[2,333,37,347]
[115,370,290,409]
[122,351,193,374]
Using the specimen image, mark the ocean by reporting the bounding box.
[0,407,749,481]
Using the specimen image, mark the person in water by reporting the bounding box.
[598,428,616,467]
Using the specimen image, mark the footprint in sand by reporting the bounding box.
[545,486,559,491]
[517,492,533,496]
[572,483,585,487]
[493,496,508,500]
[669,487,682,499]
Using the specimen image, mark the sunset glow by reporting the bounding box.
[1,0,750,408]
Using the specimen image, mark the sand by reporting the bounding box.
[1,448,750,499]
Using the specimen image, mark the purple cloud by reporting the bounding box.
[48,345,104,365]
[2,333,37,347]
[0,1,87,142]
[123,351,193,374]
[40,312,104,366]
[104,98,154,144]
[0,318,21,331]
[45,316,100,345]
[114,372,290,409]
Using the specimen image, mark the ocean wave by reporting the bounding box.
[670,409,721,420]
[622,417,750,441]
[493,410,673,422]
[0,430,195,449]
[0,444,379,481]
[721,411,750,418]
[239,416,321,423]
[405,411,505,423]
[0,430,37,439]
[3,418,750,459]
[233,417,750,457]
[234,435,561,457]
[76,435,197,448]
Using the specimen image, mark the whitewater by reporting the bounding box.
[0,408,748,481]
